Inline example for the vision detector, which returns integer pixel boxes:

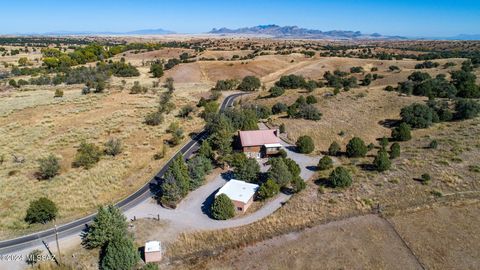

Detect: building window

[237,207,243,211]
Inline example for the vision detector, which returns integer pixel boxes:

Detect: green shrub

[211,194,235,220]
[26,249,43,266]
[278,149,287,158]
[346,137,367,157]
[379,136,389,149]
[373,149,391,172]
[72,142,102,169]
[272,102,288,114]
[420,173,431,185]
[104,138,123,156]
[391,123,412,141]
[141,263,159,270]
[232,154,260,182]
[269,86,285,97]
[390,143,401,159]
[25,197,58,224]
[237,76,261,91]
[318,156,333,170]
[268,158,293,187]
[306,95,317,104]
[429,139,438,149]
[455,99,480,120]
[279,123,286,133]
[144,111,164,126]
[37,154,60,180]
[258,179,280,199]
[400,103,437,128]
[296,135,315,154]
[291,176,306,193]
[328,141,341,156]
[329,167,352,188]
[283,157,301,177]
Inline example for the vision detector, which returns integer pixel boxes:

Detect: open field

[0,82,209,238]
[1,37,480,269]
[172,201,480,270]
[165,116,480,261]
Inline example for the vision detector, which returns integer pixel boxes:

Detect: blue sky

[1,0,479,37]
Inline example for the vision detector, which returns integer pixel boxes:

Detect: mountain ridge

[208,24,405,40]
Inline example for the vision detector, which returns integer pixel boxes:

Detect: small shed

[144,241,162,263]
[215,179,259,212]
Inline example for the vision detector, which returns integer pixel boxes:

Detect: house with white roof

[215,179,259,212]
[144,240,162,263]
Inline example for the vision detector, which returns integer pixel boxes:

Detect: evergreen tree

[318,156,333,170]
[390,143,401,159]
[268,158,292,187]
[258,179,280,199]
[198,140,214,160]
[373,149,391,172]
[25,197,58,224]
[291,176,306,193]
[391,123,412,141]
[328,141,341,156]
[346,137,367,158]
[81,205,128,249]
[329,167,352,188]
[211,194,235,220]
[100,234,139,270]
[296,135,315,154]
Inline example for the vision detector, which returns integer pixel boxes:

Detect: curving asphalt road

[0,92,244,255]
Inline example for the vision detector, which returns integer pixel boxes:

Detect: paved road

[0,92,321,270]
[0,92,244,256]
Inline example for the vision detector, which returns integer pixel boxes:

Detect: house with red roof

[238,129,282,158]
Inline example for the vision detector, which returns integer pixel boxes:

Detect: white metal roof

[215,179,259,204]
[264,143,282,148]
[145,241,161,253]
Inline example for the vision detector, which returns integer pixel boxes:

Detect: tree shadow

[306,165,318,172]
[138,246,145,262]
[314,177,333,188]
[285,145,298,152]
[358,163,376,171]
[280,186,294,195]
[220,171,234,180]
[201,188,221,218]
[378,119,401,128]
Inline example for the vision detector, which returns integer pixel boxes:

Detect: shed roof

[215,179,259,204]
[239,129,280,147]
[145,241,161,253]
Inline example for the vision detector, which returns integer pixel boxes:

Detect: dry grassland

[166,116,480,262]
[0,82,208,238]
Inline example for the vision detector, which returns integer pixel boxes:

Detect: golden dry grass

[166,116,480,261]
[0,83,209,238]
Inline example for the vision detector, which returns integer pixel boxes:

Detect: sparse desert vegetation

[1,35,480,270]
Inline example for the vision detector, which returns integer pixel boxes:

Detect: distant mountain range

[13,28,175,36]
[3,25,479,40]
[208,24,406,40]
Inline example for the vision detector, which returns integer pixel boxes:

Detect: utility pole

[54,223,62,265]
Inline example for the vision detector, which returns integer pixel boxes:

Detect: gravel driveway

[124,123,320,231]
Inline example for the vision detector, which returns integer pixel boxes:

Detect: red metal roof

[239,129,280,147]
